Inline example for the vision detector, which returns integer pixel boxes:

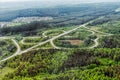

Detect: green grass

[9,23,23,27]
[0,67,14,80]
[98,58,115,66]
[0,39,16,60]
[54,28,94,48]
[67,28,92,38]
[50,51,72,73]
[93,21,120,34]
[34,73,58,80]
[19,42,35,50]
[36,42,53,49]
[19,37,49,50]
[23,37,47,44]
[45,30,64,38]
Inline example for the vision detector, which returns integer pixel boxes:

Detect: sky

[0,0,120,11]
[0,0,120,3]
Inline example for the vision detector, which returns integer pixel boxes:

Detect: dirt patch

[62,40,84,46]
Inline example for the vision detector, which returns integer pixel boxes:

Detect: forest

[0,49,120,80]
[0,21,50,36]
[0,2,120,80]
[0,3,120,37]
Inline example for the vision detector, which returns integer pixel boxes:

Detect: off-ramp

[0,23,112,63]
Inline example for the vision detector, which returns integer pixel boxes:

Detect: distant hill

[0,2,119,21]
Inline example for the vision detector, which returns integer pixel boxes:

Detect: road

[20,38,25,44]
[82,26,99,48]
[50,38,61,49]
[83,26,95,35]
[42,31,47,38]
[0,39,21,63]
[0,23,4,28]
[0,21,112,62]
[20,24,85,54]
[20,37,40,45]
[50,25,97,49]
[42,30,65,38]
[0,37,14,39]
[0,24,85,62]
[20,39,50,54]
[89,37,99,49]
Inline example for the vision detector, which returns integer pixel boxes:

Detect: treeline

[88,18,110,26]
[0,3,119,37]
[100,21,120,34]
[0,3,119,22]
[88,14,120,26]
[0,21,50,36]
[99,35,120,48]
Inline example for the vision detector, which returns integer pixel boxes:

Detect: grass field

[0,67,14,80]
